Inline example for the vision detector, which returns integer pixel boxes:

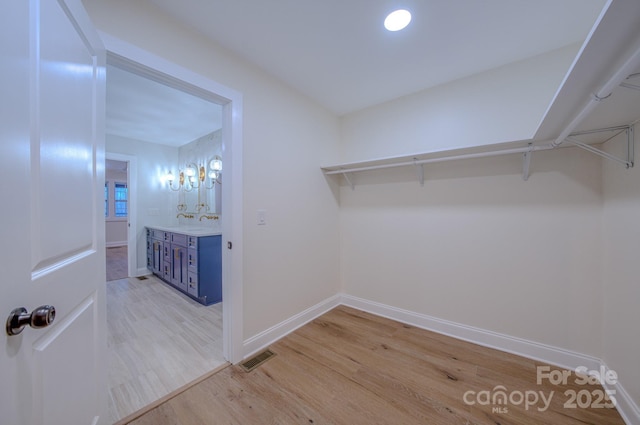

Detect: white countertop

[147,225,222,237]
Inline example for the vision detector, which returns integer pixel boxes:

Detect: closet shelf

[321,125,634,189]
[323,41,640,188]
[321,141,563,188]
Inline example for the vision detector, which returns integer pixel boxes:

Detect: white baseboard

[106,241,127,248]
[136,267,151,277]
[339,294,601,372]
[600,362,640,425]
[242,294,341,360]
[241,292,638,424]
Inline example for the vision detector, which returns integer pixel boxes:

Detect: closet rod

[323,144,554,175]
[552,42,640,147]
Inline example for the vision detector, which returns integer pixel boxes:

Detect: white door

[0,0,107,424]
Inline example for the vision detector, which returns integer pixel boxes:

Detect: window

[114,182,128,217]
[105,181,128,219]
[105,182,109,217]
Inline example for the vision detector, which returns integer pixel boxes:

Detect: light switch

[257,209,266,225]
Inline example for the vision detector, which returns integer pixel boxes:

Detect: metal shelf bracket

[413,158,424,186]
[627,126,635,168]
[342,171,355,190]
[565,125,634,169]
[522,144,533,181]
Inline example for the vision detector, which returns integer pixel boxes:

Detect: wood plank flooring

[106,246,129,281]
[107,276,225,423]
[126,306,625,425]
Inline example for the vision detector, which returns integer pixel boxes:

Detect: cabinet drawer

[163,243,171,261]
[171,232,188,246]
[163,262,171,280]
[187,272,198,296]
[187,248,198,270]
[187,236,198,249]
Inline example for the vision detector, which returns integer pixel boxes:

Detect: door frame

[105,153,137,278]
[102,34,244,363]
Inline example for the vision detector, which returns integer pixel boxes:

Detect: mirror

[175,129,222,218]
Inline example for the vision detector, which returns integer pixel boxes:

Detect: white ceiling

[106,0,611,146]
[148,0,607,116]
[106,65,222,147]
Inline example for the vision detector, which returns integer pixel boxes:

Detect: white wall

[602,129,640,407]
[106,134,178,273]
[340,45,579,162]
[84,0,341,339]
[339,147,604,357]
[337,43,607,358]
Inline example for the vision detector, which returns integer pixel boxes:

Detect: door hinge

[227,241,232,249]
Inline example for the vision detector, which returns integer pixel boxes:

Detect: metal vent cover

[136,276,148,280]
[241,349,276,372]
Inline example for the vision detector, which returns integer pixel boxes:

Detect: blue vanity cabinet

[146,227,221,306]
[186,235,222,305]
[146,228,165,276]
[169,233,188,292]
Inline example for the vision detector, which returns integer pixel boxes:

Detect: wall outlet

[257,209,266,225]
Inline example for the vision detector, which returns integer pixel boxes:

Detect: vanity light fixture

[182,165,199,191]
[166,167,197,192]
[384,9,411,32]
[210,156,222,173]
[208,155,223,184]
[166,156,222,192]
[165,170,185,191]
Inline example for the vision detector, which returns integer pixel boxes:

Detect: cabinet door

[171,244,188,291]
[152,240,163,275]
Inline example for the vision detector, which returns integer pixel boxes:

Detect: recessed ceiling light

[384,9,411,32]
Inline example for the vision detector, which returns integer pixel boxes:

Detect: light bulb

[384,9,411,32]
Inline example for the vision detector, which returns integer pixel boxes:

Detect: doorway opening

[103,47,243,421]
[105,158,129,282]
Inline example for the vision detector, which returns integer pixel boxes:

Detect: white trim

[136,267,151,277]
[600,361,640,425]
[105,152,137,278]
[242,294,342,360]
[105,241,127,248]
[100,33,244,363]
[339,294,601,372]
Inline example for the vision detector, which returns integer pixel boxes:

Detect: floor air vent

[136,276,148,280]
[241,349,276,372]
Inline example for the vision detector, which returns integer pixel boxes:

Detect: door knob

[5,305,56,336]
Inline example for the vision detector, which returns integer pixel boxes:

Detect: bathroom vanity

[146,226,222,305]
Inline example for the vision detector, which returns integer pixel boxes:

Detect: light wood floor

[107,276,225,423]
[106,246,129,281]
[126,305,624,425]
